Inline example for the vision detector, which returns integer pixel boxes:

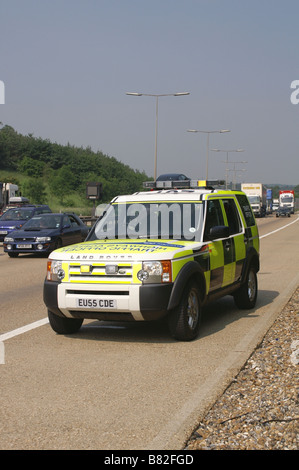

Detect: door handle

[224,240,231,250]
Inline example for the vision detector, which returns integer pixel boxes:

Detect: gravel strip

[186,287,299,450]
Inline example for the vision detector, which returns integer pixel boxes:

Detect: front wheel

[168,281,202,341]
[234,265,257,309]
[48,310,83,334]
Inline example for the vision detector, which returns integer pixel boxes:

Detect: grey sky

[1,0,299,185]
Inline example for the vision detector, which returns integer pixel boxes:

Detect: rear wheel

[168,281,202,341]
[234,265,257,309]
[48,310,83,334]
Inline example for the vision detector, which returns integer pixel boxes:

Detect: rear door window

[222,198,243,235]
[236,194,255,227]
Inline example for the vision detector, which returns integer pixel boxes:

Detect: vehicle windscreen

[248,196,260,204]
[88,202,204,241]
[23,215,62,230]
[0,208,34,221]
[280,196,293,203]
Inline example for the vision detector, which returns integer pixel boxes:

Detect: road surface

[1,215,299,450]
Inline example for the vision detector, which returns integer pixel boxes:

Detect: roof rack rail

[142,179,225,190]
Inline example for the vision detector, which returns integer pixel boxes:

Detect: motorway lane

[1,214,299,450]
[0,253,48,333]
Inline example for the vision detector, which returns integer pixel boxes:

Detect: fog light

[6,244,12,250]
[57,269,65,280]
[37,244,44,250]
[137,270,149,281]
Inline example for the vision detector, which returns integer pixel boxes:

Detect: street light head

[126,92,142,96]
[174,92,190,96]
[187,129,230,134]
[211,148,245,153]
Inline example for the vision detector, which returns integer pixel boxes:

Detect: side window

[222,199,242,235]
[236,194,255,227]
[204,199,224,241]
[62,215,71,227]
[69,215,80,227]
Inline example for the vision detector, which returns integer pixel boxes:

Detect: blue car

[3,213,89,257]
[0,205,51,242]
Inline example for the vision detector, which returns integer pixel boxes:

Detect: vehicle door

[203,199,226,292]
[220,198,245,285]
[61,214,77,246]
[68,214,83,243]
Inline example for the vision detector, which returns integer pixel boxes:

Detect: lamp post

[126,92,190,180]
[229,161,248,189]
[211,148,244,189]
[187,129,230,180]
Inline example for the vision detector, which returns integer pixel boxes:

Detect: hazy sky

[1,0,299,185]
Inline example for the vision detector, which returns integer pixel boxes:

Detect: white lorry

[241,183,267,217]
[279,190,295,214]
[0,182,19,213]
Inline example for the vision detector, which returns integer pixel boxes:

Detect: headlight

[137,260,172,283]
[4,237,14,242]
[47,260,65,282]
[36,237,51,242]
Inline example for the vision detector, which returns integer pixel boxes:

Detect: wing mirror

[209,225,229,240]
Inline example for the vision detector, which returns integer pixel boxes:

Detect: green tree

[21,178,47,204]
[48,165,76,204]
[18,156,45,177]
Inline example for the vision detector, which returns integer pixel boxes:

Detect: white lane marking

[1,216,299,344]
[0,318,49,342]
[260,216,299,239]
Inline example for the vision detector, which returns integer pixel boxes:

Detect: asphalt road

[1,214,299,450]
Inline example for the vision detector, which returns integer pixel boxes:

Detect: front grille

[66,289,129,296]
[14,237,36,242]
[68,262,133,283]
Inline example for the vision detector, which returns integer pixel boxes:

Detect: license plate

[0,231,7,235]
[16,244,32,249]
[76,298,117,309]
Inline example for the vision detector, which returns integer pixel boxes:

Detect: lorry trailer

[241,183,267,217]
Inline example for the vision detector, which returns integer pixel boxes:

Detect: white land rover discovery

[44,180,259,341]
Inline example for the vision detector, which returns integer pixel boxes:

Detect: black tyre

[8,252,19,258]
[234,265,257,309]
[168,281,202,341]
[48,310,83,334]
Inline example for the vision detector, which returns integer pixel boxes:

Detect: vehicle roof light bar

[142,179,225,190]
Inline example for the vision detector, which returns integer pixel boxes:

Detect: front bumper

[4,241,55,254]
[43,279,173,322]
